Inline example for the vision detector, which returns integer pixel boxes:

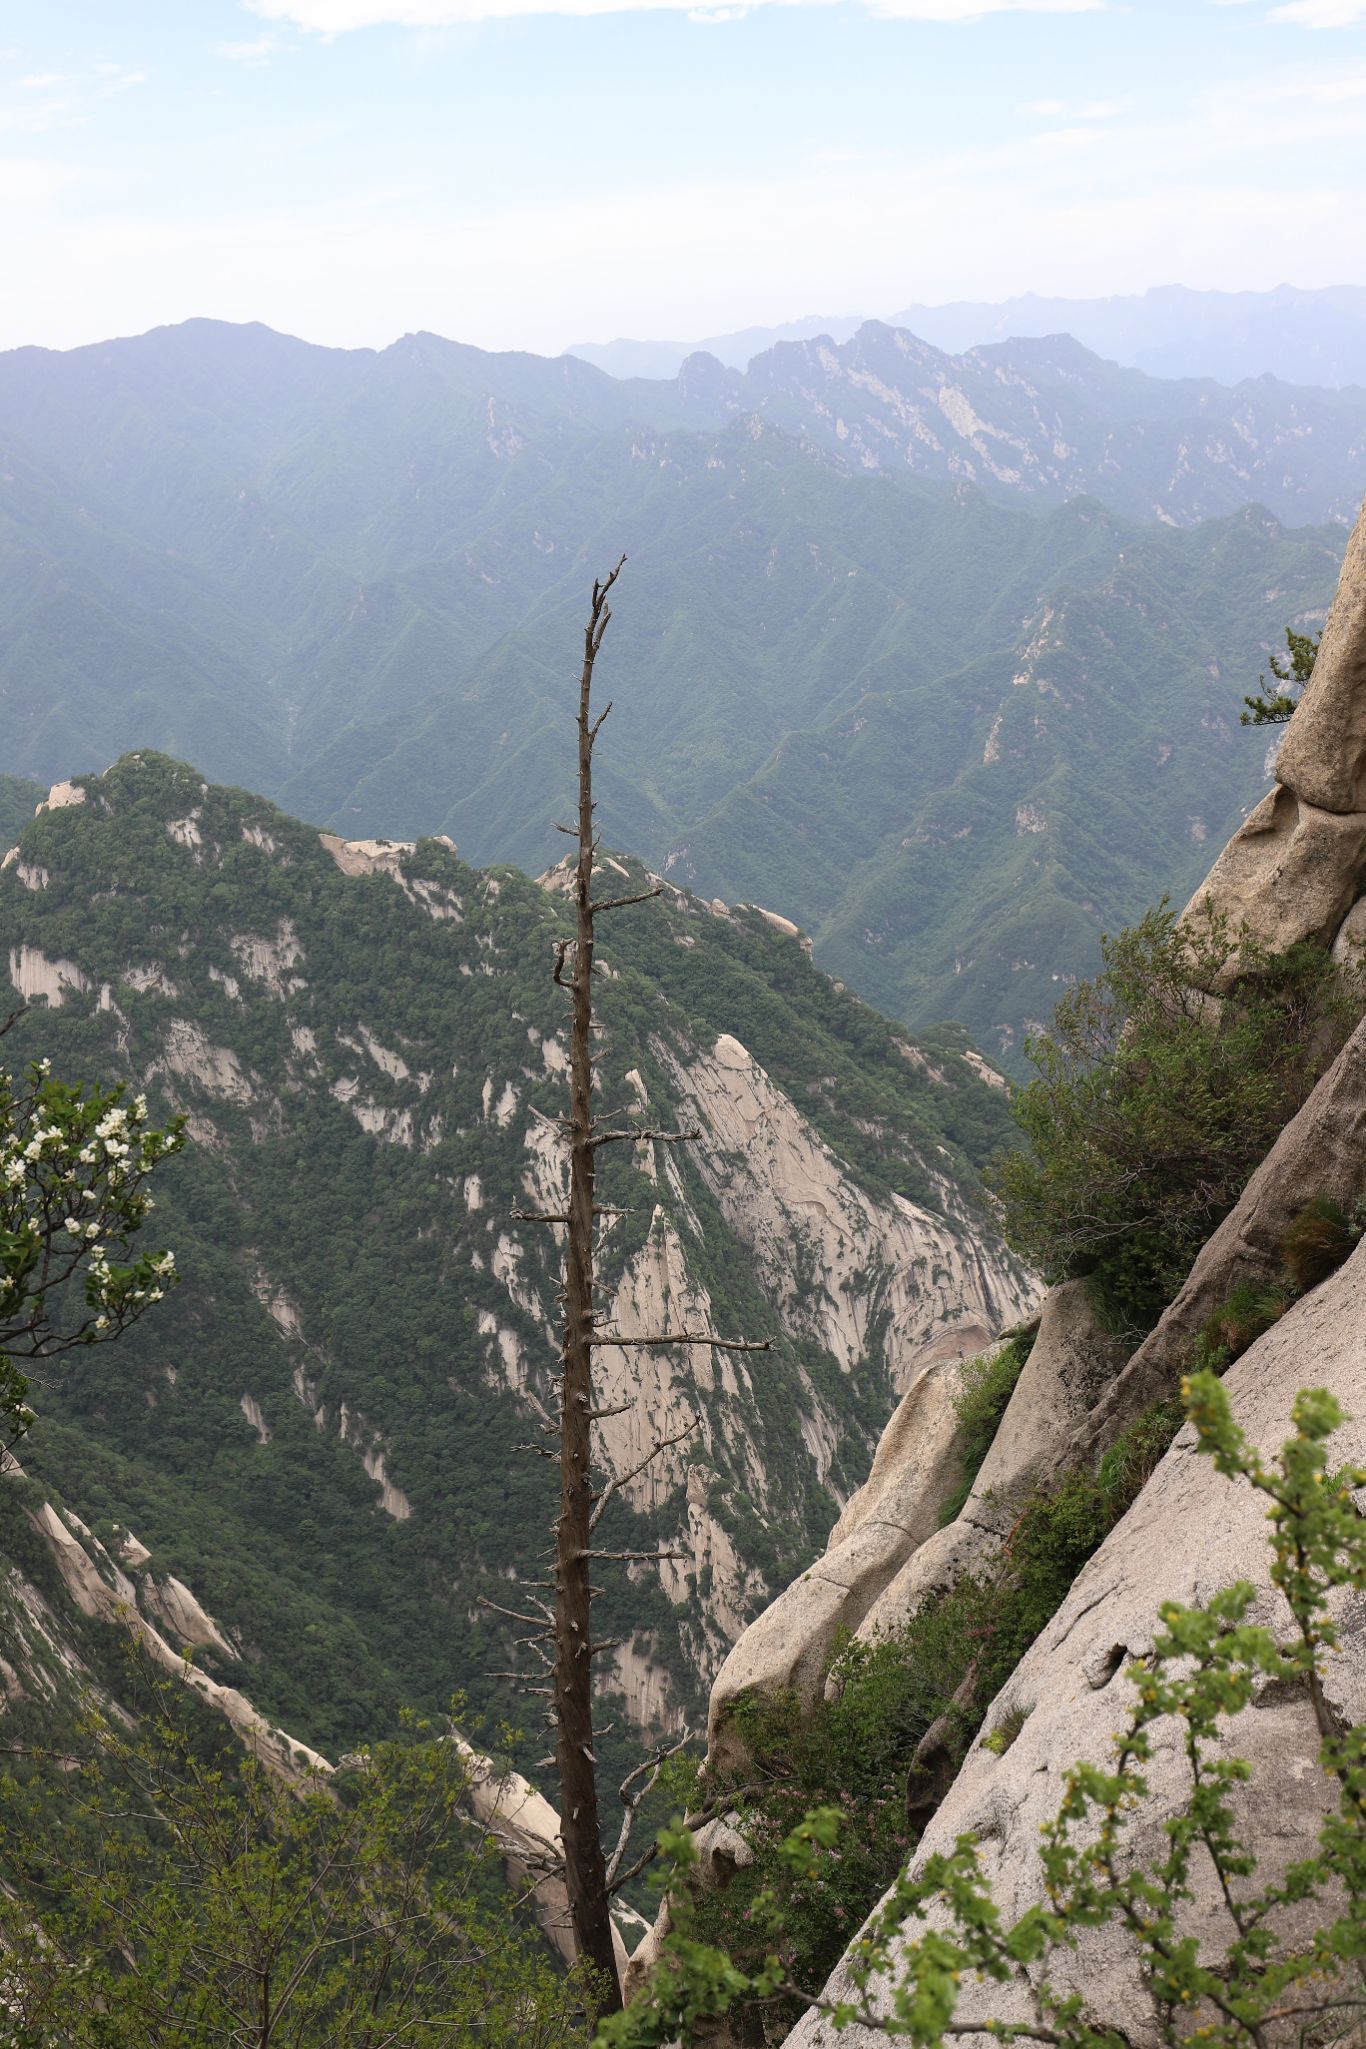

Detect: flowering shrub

[0,1040,185,1443]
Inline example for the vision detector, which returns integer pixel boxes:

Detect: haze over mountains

[0,312,1352,1064]
[570,283,1366,389]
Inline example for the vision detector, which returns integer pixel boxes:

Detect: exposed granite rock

[788,1240,1366,2048]
[852,1282,1125,1645]
[1180,493,1366,977]
[1274,492,1366,814]
[706,1356,971,1774]
[1181,784,1366,984]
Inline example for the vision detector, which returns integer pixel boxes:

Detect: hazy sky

[1,0,1364,356]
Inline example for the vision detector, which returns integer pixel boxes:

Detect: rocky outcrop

[1275,498,1366,814]
[1182,492,1366,981]
[851,1282,1124,1646]
[665,1032,1037,1394]
[27,1500,331,1781]
[789,1240,1366,2047]
[707,1356,970,1772]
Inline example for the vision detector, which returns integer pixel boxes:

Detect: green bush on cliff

[936,1324,1037,1526]
[988,903,1354,1327]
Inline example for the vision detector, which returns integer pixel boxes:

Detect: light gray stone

[706,1355,971,1772]
[1180,783,1366,985]
[852,1284,1123,1646]
[1274,492,1366,815]
[788,1242,1366,2048]
[967,1281,1123,1533]
[1332,893,1366,971]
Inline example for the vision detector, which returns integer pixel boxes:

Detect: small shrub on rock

[1192,1279,1290,1372]
[1281,1193,1360,1291]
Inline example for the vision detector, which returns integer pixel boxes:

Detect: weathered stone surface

[853,1283,1125,1646]
[852,1516,988,1648]
[1072,1014,1366,1461]
[706,1356,970,1772]
[789,1242,1366,2047]
[1180,783,1366,983]
[1332,892,1366,970]
[968,1282,1123,1533]
[1275,493,1366,814]
[142,1572,236,1657]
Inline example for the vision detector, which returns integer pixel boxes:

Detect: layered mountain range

[571,282,1366,390]
[0,754,1032,1765]
[0,318,1351,1066]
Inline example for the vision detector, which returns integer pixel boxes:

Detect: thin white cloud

[18,72,65,89]
[1270,0,1366,20]
[214,33,282,60]
[249,0,1104,24]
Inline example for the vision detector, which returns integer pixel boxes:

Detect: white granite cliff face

[663,1032,1035,1394]
[788,1242,1366,2047]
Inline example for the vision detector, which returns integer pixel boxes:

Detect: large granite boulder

[787,1240,1366,2047]
[1274,493,1366,814]
[1182,784,1366,983]
[706,1355,970,1772]
[851,1282,1124,1645]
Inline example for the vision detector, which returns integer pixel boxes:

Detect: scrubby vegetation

[674,1392,1186,2042]
[989,904,1357,1327]
[0,1651,590,2046]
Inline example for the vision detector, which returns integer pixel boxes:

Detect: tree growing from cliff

[494,561,768,2013]
[599,1371,1366,2047]
[1241,625,1320,726]
[0,1011,185,1446]
[988,904,1354,1325]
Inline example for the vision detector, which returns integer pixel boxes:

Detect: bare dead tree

[506,558,770,2014]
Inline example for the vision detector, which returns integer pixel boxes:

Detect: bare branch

[476,1597,552,1629]
[576,1548,687,1564]
[589,1125,701,1150]
[590,1419,699,1532]
[604,1730,694,1887]
[591,1332,772,1354]
[590,887,662,914]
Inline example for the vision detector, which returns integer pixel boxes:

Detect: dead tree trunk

[508,559,769,2014]
[554,561,623,2006]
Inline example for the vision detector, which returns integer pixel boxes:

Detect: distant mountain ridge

[0,316,1352,1064]
[569,283,1366,390]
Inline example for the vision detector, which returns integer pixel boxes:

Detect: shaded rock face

[1182,491,1366,982]
[1275,499,1366,814]
[789,1242,1366,2047]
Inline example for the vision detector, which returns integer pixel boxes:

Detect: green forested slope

[0,755,1029,1772]
[0,320,1350,1068]
[0,775,42,848]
